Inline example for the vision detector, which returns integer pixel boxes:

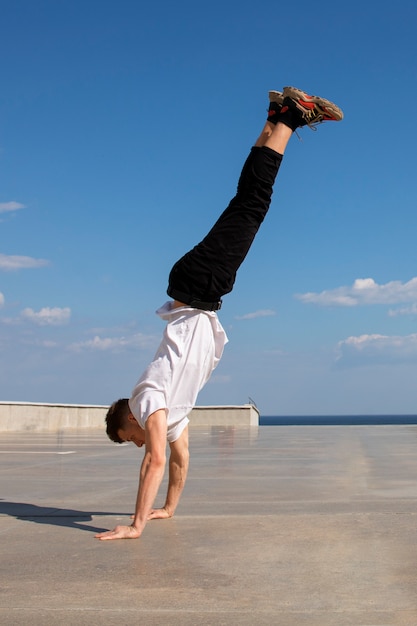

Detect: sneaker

[269,90,284,106]
[267,90,284,125]
[281,86,344,129]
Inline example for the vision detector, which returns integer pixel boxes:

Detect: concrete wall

[0,402,259,432]
[189,405,259,426]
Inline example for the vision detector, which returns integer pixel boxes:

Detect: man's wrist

[131,520,144,534]
[163,504,174,517]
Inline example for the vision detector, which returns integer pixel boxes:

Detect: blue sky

[1,0,417,415]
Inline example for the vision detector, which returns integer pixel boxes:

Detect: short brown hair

[105,398,130,443]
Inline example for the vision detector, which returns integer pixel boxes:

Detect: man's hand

[148,507,172,520]
[95,525,141,541]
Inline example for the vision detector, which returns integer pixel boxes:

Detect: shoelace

[302,107,325,129]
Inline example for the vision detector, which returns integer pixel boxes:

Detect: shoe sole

[269,90,284,105]
[283,86,343,121]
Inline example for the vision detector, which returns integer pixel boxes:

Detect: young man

[95,86,343,541]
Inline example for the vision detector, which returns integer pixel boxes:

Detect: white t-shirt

[129,302,228,442]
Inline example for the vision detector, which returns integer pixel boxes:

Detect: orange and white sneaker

[280,86,344,130]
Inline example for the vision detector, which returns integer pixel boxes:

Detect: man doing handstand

[95,86,343,541]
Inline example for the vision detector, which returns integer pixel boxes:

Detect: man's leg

[167,142,284,307]
[167,119,292,307]
[167,87,343,309]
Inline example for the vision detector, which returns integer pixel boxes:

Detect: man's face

[117,414,146,448]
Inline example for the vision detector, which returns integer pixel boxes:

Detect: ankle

[267,101,281,126]
[277,100,304,132]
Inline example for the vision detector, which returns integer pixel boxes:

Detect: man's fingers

[95,530,117,540]
[95,528,121,540]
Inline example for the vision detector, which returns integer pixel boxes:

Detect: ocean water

[260,414,417,426]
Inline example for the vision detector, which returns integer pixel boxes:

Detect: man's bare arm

[95,409,167,541]
[148,426,189,520]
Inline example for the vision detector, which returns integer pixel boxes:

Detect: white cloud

[21,307,71,326]
[388,303,417,317]
[0,253,49,271]
[0,201,25,214]
[235,309,276,320]
[336,333,417,366]
[296,277,417,307]
[70,332,155,352]
[0,292,4,308]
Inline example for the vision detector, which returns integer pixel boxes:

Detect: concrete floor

[1,425,417,625]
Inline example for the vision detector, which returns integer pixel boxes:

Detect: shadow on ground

[0,499,128,533]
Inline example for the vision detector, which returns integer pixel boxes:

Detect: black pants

[167,145,283,309]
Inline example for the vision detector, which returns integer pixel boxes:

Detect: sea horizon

[259,414,417,426]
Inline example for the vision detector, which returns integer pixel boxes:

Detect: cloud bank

[0,201,25,214]
[388,303,417,317]
[0,253,49,271]
[70,332,156,352]
[21,307,71,326]
[336,333,417,366]
[297,277,417,307]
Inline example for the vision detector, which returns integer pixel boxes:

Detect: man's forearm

[133,457,166,532]
[147,425,189,522]
[132,410,168,533]
[163,449,189,516]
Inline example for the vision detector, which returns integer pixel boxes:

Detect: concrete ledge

[189,405,259,426]
[0,402,107,432]
[0,402,259,432]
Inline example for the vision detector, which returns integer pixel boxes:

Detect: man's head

[105,398,146,447]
